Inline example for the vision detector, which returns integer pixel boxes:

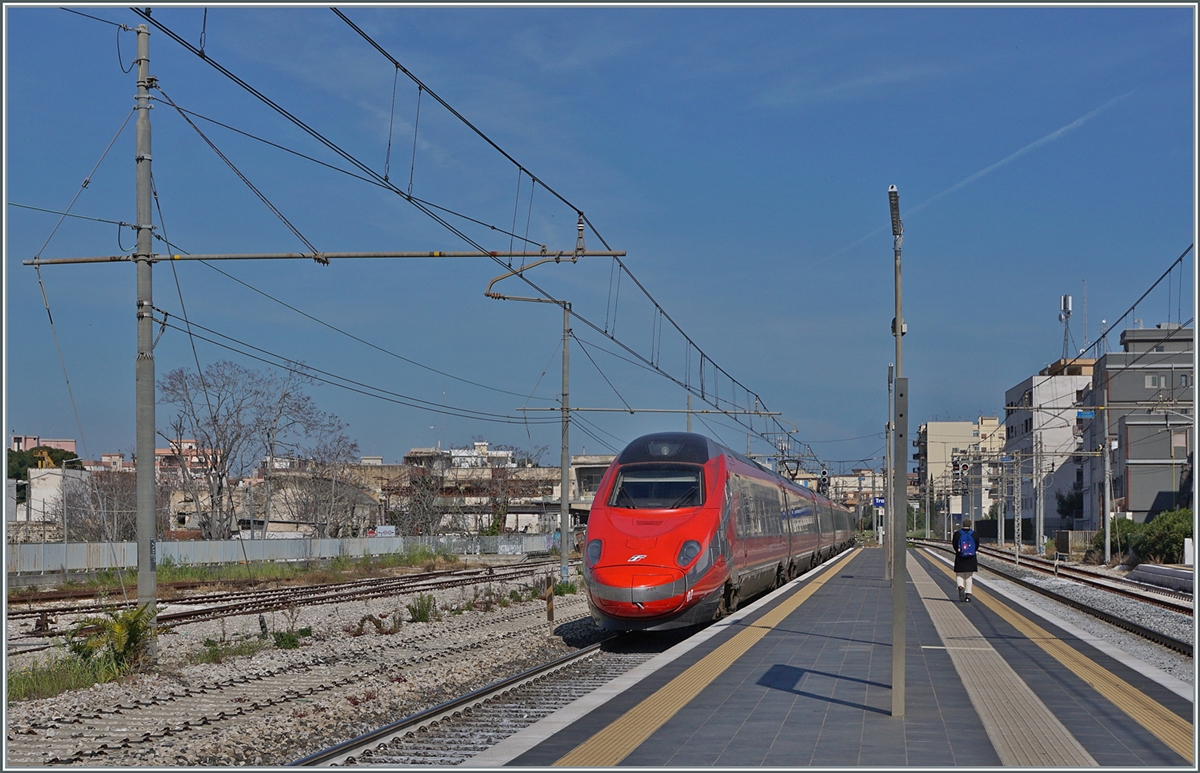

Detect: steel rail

[289,640,608,766]
[974,541,1191,612]
[7,560,563,619]
[15,561,570,637]
[915,541,1193,657]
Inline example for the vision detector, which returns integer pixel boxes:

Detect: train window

[609,464,705,509]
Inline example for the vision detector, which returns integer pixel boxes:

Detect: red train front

[582,432,735,630]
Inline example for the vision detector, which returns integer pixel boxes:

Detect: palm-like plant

[68,602,157,676]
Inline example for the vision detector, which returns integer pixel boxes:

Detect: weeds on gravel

[189,638,268,665]
[553,581,578,596]
[406,593,439,623]
[346,689,377,706]
[6,654,113,703]
[347,611,402,636]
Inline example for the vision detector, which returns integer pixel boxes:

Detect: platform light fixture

[888,185,902,237]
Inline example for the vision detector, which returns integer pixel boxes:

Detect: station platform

[474,546,1194,767]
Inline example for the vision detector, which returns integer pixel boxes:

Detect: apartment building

[1079,323,1193,526]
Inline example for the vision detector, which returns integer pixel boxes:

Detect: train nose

[587,565,686,616]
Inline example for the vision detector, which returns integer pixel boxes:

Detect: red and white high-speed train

[583,432,856,631]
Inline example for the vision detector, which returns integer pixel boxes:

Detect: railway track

[913,540,1193,656]
[291,639,652,766]
[7,560,565,621]
[5,601,588,767]
[8,561,567,638]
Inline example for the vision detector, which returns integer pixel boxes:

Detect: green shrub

[553,581,577,596]
[1132,508,1193,564]
[68,602,157,677]
[298,626,313,638]
[1090,518,1144,560]
[272,631,300,649]
[406,593,438,623]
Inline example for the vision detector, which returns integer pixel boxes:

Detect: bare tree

[272,429,363,538]
[58,471,172,542]
[395,469,445,536]
[158,361,357,539]
[256,369,350,539]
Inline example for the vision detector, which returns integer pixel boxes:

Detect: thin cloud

[756,63,948,108]
[826,89,1137,257]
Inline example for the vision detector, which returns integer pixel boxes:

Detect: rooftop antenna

[1058,295,1073,360]
[1081,280,1088,352]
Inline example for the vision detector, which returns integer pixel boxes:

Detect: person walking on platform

[953,519,978,602]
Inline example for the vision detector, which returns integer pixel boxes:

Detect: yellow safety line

[923,554,1194,764]
[552,548,862,767]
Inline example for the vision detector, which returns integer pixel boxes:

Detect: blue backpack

[956,529,977,558]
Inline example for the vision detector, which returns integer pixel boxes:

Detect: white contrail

[828,90,1137,256]
[904,89,1136,217]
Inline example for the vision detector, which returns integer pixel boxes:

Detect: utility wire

[153,313,558,425]
[138,9,814,459]
[32,108,134,260]
[155,85,326,263]
[1028,244,1193,397]
[330,8,798,447]
[149,231,556,402]
[8,202,133,228]
[571,333,633,413]
[155,101,543,246]
[60,6,131,29]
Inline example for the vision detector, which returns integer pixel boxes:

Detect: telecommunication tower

[1058,295,1073,360]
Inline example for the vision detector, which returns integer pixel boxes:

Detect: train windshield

[609,464,705,509]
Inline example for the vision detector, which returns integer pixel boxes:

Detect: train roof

[616,432,721,465]
[614,432,847,511]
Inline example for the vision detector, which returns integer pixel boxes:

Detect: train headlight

[676,540,701,567]
[586,539,603,566]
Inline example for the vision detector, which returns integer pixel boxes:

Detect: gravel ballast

[6,574,605,767]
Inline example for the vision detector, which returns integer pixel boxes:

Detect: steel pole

[134,24,158,653]
[888,185,906,718]
[560,303,571,586]
[1103,400,1113,563]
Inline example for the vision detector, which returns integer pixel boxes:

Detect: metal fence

[5,534,552,575]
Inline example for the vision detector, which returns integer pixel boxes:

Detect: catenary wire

[153,314,558,425]
[329,8,801,448]
[571,333,634,413]
[139,8,831,463]
[60,6,131,29]
[155,85,324,262]
[8,202,133,229]
[32,107,134,260]
[155,101,543,247]
[161,244,557,403]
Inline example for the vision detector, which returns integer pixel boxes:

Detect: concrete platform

[1126,564,1194,593]
[473,546,1194,767]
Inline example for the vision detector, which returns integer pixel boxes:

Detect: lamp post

[888,185,908,718]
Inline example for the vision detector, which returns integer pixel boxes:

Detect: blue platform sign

[873,497,886,507]
[1077,410,1095,419]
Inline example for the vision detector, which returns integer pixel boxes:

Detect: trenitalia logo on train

[583,432,855,631]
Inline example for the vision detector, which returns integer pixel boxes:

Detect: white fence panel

[8,533,554,574]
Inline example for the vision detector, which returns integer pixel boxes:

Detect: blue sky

[4,5,1195,473]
